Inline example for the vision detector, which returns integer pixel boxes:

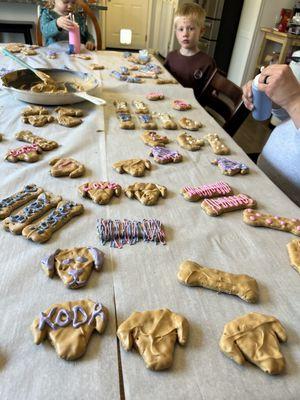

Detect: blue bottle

[251,73,272,121]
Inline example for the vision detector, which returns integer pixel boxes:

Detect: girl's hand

[85,41,95,51]
[242,80,254,111]
[56,16,75,31]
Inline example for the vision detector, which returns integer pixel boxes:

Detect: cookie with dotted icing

[205,134,230,155]
[141,131,169,147]
[132,100,149,114]
[176,132,204,151]
[78,181,122,205]
[201,194,256,216]
[181,181,233,202]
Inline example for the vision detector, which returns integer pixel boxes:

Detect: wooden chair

[199,68,250,137]
[35,0,102,50]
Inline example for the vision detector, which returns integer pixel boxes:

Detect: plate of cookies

[0,68,100,105]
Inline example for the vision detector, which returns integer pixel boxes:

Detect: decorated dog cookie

[158,113,177,130]
[90,63,105,70]
[97,218,166,247]
[205,134,230,155]
[113,100,130,113]
[112,159,151,177]
[125,182,167,206]
[57,114,83,127]
[22,200,84,243]
[55,107,83,117]
[132,100,149,114]
[140,63,162,74]
[117,113,135,129]
[176,132,204,151]
[243,209,300,237]
[5,144,42,163]
[178,117,202,131]
[49,157,85,178]
[15,130,58,151]
[220,313,287,375]
[287,239,300,274]
[41,247,104,289]
[178,260,258,303]
[0,184,43,219]
[78,181,122,205]
[3,192,62,235]
[141,131,169,147]
[21,48,37,56]
[31,299,108,360]
[23,115,55,127]
[138,114,157,130]
[201,194,256,216]
[111,70,128,81]
[181,181,233,202]
[172,100,192,111]
[117,308,189,371]
[211,157,249,176]
[149,146,182,164]
[156,78,178,85]
[146,92,164,101]
[22,105,49,116]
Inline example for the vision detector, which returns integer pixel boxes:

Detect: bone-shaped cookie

[0,184,43,219]
[177,260,259,303]
[31,299,108,360]
[172,100,192,111]
[41,247,104,289]
[220,312,287,374]
[243,209,300,236]
[22,200,84,243]
[117,308,189,370]
[181,181,233,202]
[149,146,182,164]
[5,144,42,163]
[22,115,55,127]
[141,131,169,147]
[3,192,62,234]
[156,78,178,85]
[15,130,58,151]
[137,114,157,130]
[49,157,85,178]
[112,159,151,177]
[287,239,300,273]
[176,132,204,151]
[178,117,202,131]
[125,182,167,206]
[78,181,122,205]
[205,134,230,155]
[211,157,249,176]
[201,194,256,216]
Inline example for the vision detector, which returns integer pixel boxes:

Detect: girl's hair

[174,3,206,28]
[43,0,79,11]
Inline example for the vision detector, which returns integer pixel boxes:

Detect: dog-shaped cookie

[125,182,167,206]
[141,131,169,147]
[22,115,55,127]
[41,246,104,289]
[112,159,151,177]
[78,181,122,205]
[5,144,42,163]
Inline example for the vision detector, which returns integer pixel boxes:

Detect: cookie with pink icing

[243,209,300,237]
[78,181,122,205]
[5,144,42,163]
[211,157,249,176]
[141,131,170,147]
[181,182,233,202]
[146,92,164,101]
[172,100,192,111]
[201,194,256,216]
[149,146,183,164]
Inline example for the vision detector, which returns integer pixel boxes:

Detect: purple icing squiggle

[88,246,104,270]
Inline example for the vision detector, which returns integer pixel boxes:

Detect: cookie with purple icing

[211,157,249,176]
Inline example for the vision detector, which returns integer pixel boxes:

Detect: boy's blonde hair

[174,3,206,28]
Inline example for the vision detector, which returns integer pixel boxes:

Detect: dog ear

[41,249,61,278]
[117,314,137,351]
[175,314,189,346]
[87,246,104,271]
[31,317,48,345]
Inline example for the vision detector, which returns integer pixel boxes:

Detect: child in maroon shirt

[164,3,216,103]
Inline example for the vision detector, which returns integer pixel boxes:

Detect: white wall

[228,0,295,86]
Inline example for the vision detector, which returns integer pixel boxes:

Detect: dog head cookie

[201,194,256,216]
[146,92,164,101]
[205,134,230,155]
[211,157,249,176]
[22,115,55,127]
[141,131,169,147]
[178,260,259,303]
[172,100,192,111]
[49,157,85,178]
[112,159,151,177]
[219,312,287,374]
[41,247,104,289]
[117,308,189,371]
[181,181,233,202]
[15,130,58,151]
[243,209,300,237]
[5,144,42,163]
[22,106,49,117]
[176,132,204,151]
[78,181,122,205]
[149,146,182,164]
[31,299,108,360]
[178,117,202,131]
[125,182,167,206]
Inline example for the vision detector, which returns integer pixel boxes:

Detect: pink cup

[69,23,81,54]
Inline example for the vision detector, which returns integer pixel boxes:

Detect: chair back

[35,0,102,50]
[200,68,249,136]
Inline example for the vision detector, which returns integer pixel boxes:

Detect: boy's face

[175,17,203,50]
[54,0,76,15]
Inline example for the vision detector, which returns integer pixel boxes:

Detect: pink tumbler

[69,22,81,54]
